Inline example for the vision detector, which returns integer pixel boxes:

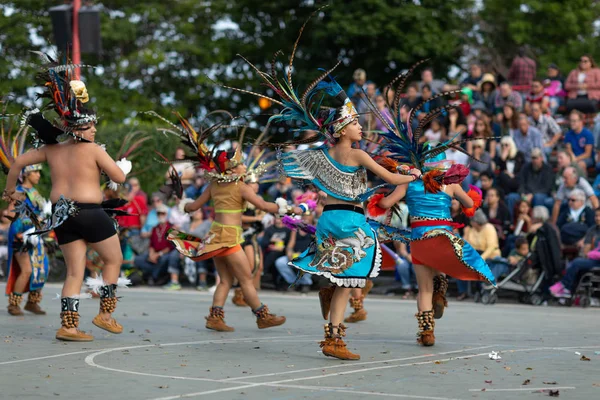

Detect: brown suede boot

[254,304,286,329]
[7,293,24,316]
[318,286,335,320]
[432,275,449,319]
[92,284,123,334]
[205,307,235,332]
[231,288,248,307]
[24,291,46,315]
[416,310,435,347]
[344,296,367,323]
[55,298,94,342]
[320,323,360,360]
[362,280,374,297]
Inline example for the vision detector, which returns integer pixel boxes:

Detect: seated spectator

[400,83,421,111]
[424,119,445,146]
[134,204,179,286]
[510,113,544,163]
[482,187,511,245]
[552,167,599,223]
[450,199,469,235]
[493,82,523,113]
[478,73,497,113]
[374,94,393,132]
[267,178,294,200]
[564,110,595,170]
[347,68,367,102]
[557,188,595,246]
[419,67,446,94]
[461,63,484,92]
[478,171,497,200]
[512,199,533,236]
[142,193,170,238]
[417,84,442,119]
[528,103,562,156]
[445,144,469,167]
[507,236,536,284]
[508,47,536,90]
[506,148,554,212]
[184,175,207,199]
[457,210,502,300]
[394,241,415,298]
[117,180,149,259]
[467,117,496,158]
[168,197,191,230]
[550,207,600,298]
[555,151,586,190]
[182,209,213,290]
[564,54,600,113]
[274,214,314,292]
[498,103,519,137]
[525,80,550,114]
[260,216,291,280]
[459,87,473,116]
[445,107,467,141]
[466,139,492,186]
[495,136,525,197]
[544,63,566,114]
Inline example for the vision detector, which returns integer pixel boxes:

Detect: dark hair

[421,83,432,92]
[515,236,528,248]
[580,54,597,69]
[408,82,419,92]
[480,171,494,181]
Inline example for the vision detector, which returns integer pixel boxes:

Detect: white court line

[469,387,575,392]
[0,349,109,365]
[268,384,463,400]
[221,345,496,381]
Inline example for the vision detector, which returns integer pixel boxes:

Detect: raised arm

[95,145,126,183]
[449,184,474,208]
[377,185,408,209]
[183,185,212,213]
[353,149,420,185]
[4,149,47,198]
[239,183,303,215]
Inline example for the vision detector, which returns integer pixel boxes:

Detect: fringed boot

[254,304,286,329]
[231,288,247,307]
[7,293,24,316]
[344,296,367,323]
[205,306,235,332]
[416,310,435,346]
[24,290,46,315]
[55,297,94,342]
[320,323,360,360]
[92,284,123,334]
[432,275,449,319]
[318,286,336,320]
[362,280,374,297]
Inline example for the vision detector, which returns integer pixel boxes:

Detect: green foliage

[476,0,600,75]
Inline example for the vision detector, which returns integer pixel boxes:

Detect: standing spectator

[495,136,526,197]
[347,68,367,100]
[564,110,595,170]
[419,68,446,94]
[510,113,544,162]
[556,188,595,246]
[274,214,314,292]
[550,207,600,298]
[528,102,562,156]
[525,80,550,114]
[478,73,497,113]
[508,47,537,90]
[564,54,600,113]
[461,63,484,92]
[511,148,554,210]
[544,63,566,113]
[166,147,196,189]
[134,204,178,286]
[493,82,523,113]
[552,167,599,223]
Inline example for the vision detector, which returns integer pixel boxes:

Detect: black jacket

[518,162,555,195]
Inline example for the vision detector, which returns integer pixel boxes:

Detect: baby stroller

[568,268,600,308]
[478,223,563,305]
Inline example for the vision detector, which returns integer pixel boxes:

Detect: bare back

[44,141,105,203]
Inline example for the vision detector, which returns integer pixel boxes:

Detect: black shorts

[54,203,117,245]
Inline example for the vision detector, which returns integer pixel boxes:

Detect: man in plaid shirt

[508,47,537,90]
[528,102,563,156]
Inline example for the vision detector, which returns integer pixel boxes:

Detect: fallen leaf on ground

[523,379,531,385]
[526,367,533,370]
[142,339,151,342]
[581,355,591,361]
[485,380,492,384]
[548,390,559,397]
[158,385,168,389]
[142,312,149,316]
[592,383,600,387]
[129,330,135,333]
[504,366,511,371]
[543,381,557,385]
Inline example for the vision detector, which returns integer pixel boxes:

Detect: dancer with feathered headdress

[365,61,496,347]
[3,54,132,342]
[1,109,50,317]
[146,111,302,332]
[214,9,420,360]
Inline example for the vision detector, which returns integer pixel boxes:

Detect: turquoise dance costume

[282,146,383,288]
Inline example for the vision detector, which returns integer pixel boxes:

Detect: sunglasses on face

[581,59,590,63]
[568,198,579,202]
[501,144,510,147]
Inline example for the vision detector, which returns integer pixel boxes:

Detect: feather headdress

[0,112,42,176]
[242,124,279,185]
[210,6,356,144]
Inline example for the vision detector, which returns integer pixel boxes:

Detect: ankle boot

[24,290,46,315]
[320,323,360,360]
[416,310,435,346]
[254,304,286,329]
[205,307,235,332]
[432,275,449,319]
[7,293,24,316]
[231,288,248,307]
[344,296,367,323]
[361,280,374,297]
[56,297,94,342]
[318,286,335,320]
[92,284,123,334]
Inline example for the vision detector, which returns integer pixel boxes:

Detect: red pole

[72,0,81,79]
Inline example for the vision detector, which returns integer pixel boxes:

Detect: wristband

[298,202,309,214]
